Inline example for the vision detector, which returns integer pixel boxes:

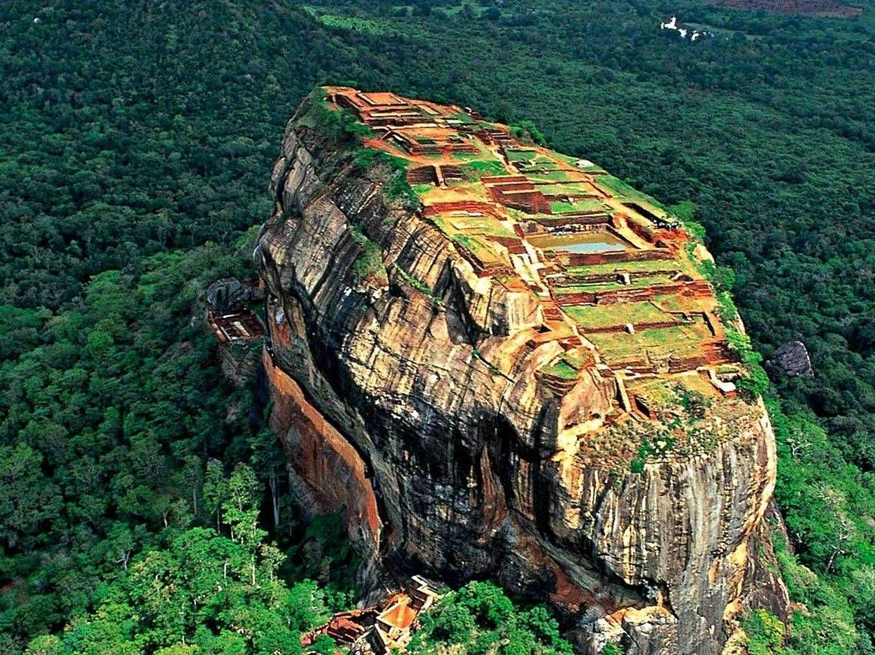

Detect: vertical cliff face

[256,88,788,654]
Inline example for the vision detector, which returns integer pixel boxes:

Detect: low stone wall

[490,187,551,214]
[555,281,712,307]
[406,166,438,185]
[584,319,680,334]
[423,201,496,215]
[559,248,674,268]
[533,214,611,229]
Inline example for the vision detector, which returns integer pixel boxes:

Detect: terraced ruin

[328,87,743,429]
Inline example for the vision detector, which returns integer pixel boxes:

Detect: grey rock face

[207,277,254,314]
[768,341,814,377]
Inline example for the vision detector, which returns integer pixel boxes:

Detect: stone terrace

[323,86,744,425]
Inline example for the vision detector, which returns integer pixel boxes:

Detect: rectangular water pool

[529,231,628,254]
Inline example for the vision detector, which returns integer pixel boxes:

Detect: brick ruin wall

[558,248,675,268]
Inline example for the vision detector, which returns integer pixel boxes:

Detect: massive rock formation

[256,88,788,654]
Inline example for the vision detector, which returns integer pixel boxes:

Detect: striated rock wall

[256,93,788,654]
[263,349,381,546]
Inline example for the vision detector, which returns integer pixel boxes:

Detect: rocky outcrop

[256,90,788,654]
[767,341,814,378]
[208,277,258,314]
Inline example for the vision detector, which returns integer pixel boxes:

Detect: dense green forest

[1,0,874,652]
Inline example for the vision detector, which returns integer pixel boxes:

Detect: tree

[28,523,329,655]
[742,610,785,655]
[410,581,571,655]
[0,444,61,549]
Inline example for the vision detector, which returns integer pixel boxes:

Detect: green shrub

[350,226,386,286]
[743,609,785,655]
[392,263,440,301]
[409,581,571,655]
[510,120,547,146]
[307,90,374,143]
